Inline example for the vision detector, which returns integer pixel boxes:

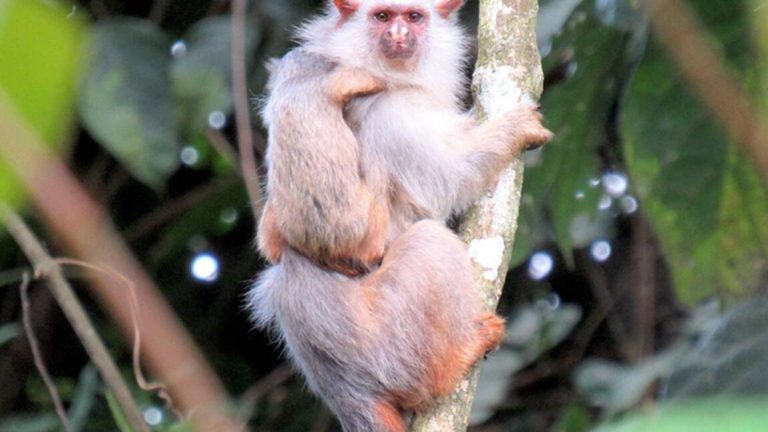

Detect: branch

[409,0,544,430]
[645,0,768,187]
[5,209,148,432]
[19,272,72,432]
[0,90,245,431]
[231,0,263,223]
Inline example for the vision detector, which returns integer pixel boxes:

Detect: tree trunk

[409,0,544,430]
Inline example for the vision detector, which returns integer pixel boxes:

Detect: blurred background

[0,0,767,430]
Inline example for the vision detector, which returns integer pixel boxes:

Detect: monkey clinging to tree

[248,1,553,431]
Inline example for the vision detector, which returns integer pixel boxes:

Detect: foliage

[517,0,767,305]
[621,0,768,304]
[0,0,85,207]
[594,397,768,432]
[79,18,179,189]
[0,0,766,430]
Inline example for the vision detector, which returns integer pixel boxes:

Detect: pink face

[368,6,429,64]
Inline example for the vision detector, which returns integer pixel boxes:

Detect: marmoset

[249,1,552,431]
[258,50,390,276]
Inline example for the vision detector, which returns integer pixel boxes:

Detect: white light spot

[220,208,239,225]
[590,240,612,262]
[191,253,220,283]
[575,190,585,200]
[602,171,629,197]
[598,194,613,210]
[540,38,553,58]
[589,177,601,188]
[569,213,594,246]
[565,61,578,78]
[143,406,163,426]
[536,293,561,310]
[208,111,226,130]
[528,252,554,281]
[170,40,187,58]
[548,293,561,309]
[620,195,638,214]
[180,146,199,166]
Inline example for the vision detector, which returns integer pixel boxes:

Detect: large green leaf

[79,18,179,189]
[171,15,260,129]
[665,296,768,397]
[0,0,85,206]
[171,16,235,136]
[513,0,640,266]
[621,0,767,303]
[594,397,768,432]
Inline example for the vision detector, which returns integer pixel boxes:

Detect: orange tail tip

[476,312,506,355]
[374,400,406,432]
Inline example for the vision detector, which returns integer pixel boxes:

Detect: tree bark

[409,0,544,430]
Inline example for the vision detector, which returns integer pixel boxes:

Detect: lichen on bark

[409,0,544,430]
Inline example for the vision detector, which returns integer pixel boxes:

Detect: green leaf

[171,16,235,136]
[574,347,683,416]
[0,323,19,347]
[514,1,638,266]
[0,413,58,432]
[79,18,179,189]
[593,397,768,432]
[0,0,85,207]
[473,303,581,423]
[552,405,591,432]
[105,390,132,432]
[620,0,766,304]
[665,296,768,397]
[68,364,99,431]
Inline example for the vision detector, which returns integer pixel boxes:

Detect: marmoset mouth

[381,39,417,60]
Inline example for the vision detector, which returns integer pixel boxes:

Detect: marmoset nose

[387,22,409,43]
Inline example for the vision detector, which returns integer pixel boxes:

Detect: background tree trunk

[409,0,544,430]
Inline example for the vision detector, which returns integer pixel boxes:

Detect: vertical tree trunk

[409,0,544,430]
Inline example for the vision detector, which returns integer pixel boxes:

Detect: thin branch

[646,0,768,187]
[237,363,294,422]
[149,0,171,25]
[2,207,149,432]
[205,128,241,172]
[53,258,180,419]
[632,216,656,357]
[231,0,263,223]
[123,176,239,242]
[0,89,245,431]
[20,272,72,432]
[410,0,544,429]
[0,267,30,289]
[584,258,634,361]
[88,0,109,19]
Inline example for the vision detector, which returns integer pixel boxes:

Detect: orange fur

[475,312,506,355]
[327,67,387,104]
[257,202,285,263]
[374,400,406,432]
[355,198,390,264]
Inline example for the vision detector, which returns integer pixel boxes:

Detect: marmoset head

[332,0,465,70]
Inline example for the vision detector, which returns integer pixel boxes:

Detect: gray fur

[248,1,552,430]
[248,221,481,431]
